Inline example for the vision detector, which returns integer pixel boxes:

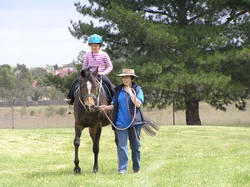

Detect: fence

[0,99,66,107]
[0,102,250,129]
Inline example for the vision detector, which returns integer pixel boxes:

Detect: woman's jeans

[116,126,141,172]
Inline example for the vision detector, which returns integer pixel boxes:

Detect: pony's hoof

[74,167,81,174]
[92,168,98,173]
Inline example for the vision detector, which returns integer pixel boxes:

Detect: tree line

[0,64,79,106]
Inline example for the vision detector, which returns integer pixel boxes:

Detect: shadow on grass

[23,167,118,178]
[23,168,91,178]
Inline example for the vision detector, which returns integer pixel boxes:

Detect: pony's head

[79,67,99,111]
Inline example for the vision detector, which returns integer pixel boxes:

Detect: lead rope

[125,91,140,142]
[95,79,137,131]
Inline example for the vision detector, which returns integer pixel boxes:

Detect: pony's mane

[80,69,97,88]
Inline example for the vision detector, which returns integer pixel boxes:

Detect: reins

[78,95,87,110]
[96,75,102,106]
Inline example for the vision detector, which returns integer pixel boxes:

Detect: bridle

[78,77,100,110]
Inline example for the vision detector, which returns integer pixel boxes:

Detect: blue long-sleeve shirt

[112,87,144,128]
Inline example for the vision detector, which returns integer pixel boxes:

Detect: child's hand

[98,72,105,76]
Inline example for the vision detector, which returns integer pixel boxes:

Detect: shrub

[30,110,35,116]
[56,107,67,116]
[45,106,55,117]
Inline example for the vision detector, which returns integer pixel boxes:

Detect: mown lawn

[0,125,250,187]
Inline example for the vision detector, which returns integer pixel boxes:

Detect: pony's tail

[142,117,160,136]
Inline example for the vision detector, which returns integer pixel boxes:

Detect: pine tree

[70,0,250,125]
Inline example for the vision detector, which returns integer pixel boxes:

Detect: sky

[0,0,90,68]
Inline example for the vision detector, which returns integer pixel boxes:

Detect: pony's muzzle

[84,97,95,111]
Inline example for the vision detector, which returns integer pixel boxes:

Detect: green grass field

[0,125,250,187]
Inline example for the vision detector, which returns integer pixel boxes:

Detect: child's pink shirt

[82,51,113,75]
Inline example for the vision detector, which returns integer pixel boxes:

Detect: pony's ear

[92,66,98,77]
[81,69,86,78]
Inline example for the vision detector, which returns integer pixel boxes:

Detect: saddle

[102,83,112,102]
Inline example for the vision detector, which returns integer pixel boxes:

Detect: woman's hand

[98,105,107,111]
[124,86,133,96]
[124,86,141,107]
[98,105,114,111]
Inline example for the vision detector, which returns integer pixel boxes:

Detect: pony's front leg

[89,127,102,173]
[73,125,83,174]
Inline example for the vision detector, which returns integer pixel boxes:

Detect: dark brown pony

[73,68,114,174]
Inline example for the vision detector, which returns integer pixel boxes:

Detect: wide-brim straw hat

[118,68,137,77]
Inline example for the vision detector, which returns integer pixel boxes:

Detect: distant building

[54,67,75,77]
[45,64,58,73]
[45,63,76,77]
